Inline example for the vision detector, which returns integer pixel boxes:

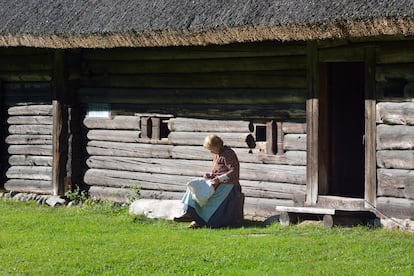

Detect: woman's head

[203,134,223,154]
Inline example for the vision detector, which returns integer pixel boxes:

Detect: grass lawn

[0,199,413,275]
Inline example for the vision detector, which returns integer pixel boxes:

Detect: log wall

[4,105,53,193]
[375,43,414,218]
[78,42,308,217]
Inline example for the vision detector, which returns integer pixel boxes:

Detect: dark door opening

[320,62,365,198]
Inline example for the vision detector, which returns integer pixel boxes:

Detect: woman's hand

[203,173,212,179]
[211,178,220,187]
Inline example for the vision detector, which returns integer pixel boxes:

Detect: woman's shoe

[173,212,193,222]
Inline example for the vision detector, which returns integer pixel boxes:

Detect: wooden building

[0,0,413,219]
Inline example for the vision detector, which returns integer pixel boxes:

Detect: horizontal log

[377,125,414,150]
[377,169,414,199]
[6,166,52,180]
[86,156,307,184]
[86,141,172,158]
[83,43,306,60]
[6,135,52,145]
[376,102,414,125]
[9,125,53,135]
[282,122,306,134]
[168,132,255,148]
[88,186,132,203]
[84,169,189,191]
[377,150,414,169]
[87,130,141,143]
[170,145,306,165]
[9,155,53,166]
[83,115,140,130]
[79,88,307,105]
[376,64,414,82]
[4,179,52,194]
[283,134,307,151]
[0,72,52,82]
[258,151,307,166]
[84,168,305,198]
[318,46,364,62]
[168,117,253,132]
[87,103,306,121]
[138,190,183,200]
[8,105,53,116]
[376,43,414,64]
[80,71,307,89]
[8,145,52,156]
[245,197,293,218]
[376,197,414,219]
[7,115,53,125]
[86,56,306,75]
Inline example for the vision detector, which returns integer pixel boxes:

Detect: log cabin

[0,0,413,221]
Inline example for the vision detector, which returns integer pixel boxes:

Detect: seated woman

[175,134,243,228]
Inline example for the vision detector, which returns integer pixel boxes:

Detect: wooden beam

[52,49,69,196]
[306,42,319,205]
[364,47,377,208]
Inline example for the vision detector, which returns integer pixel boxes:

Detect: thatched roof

[1,0,414,48]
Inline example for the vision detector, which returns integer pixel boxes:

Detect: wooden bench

[276,206,379,228]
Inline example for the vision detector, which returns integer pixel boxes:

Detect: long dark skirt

[187,185,241,228]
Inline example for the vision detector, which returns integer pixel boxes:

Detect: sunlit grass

[0,200,413,275]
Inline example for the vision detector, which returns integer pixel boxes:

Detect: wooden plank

[377,150,414,169]
[6,135,52,145]
[86,141,172,158]
[9,155,53,166]
[168,132,254,148]
[241,180,306,194]
[276,206,335,215]
[376,102,414,125]
[7,115,53,125]
[87,130,141,143]
[319,46,364,62]
[6,166,52,180]
[0,55,54,71]
[83,115,140,130]
[377,168,414,199]
[79,88,307,105]
[0,72,52,82]
[4,179,52,194]
[8,145,53,156]
[283,134,307,151]
[376,197,414,219]
[8,125,53,135]
[168,117,253,132]
[306,41,319,205]
[365,47,377,208]
[376,125,414,150]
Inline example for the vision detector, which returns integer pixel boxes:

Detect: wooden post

[275,121,283,155]
[52,50,68,196]
[306,41,319,205]
[364,47,377,208]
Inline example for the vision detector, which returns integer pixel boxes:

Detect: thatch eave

[0,17,413,49]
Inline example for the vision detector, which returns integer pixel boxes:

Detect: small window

[255,125,267,142]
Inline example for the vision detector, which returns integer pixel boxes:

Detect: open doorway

[319,63,365,198]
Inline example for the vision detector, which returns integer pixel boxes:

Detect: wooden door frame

[306,42,377,207]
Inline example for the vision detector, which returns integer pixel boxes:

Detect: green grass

[0,200,413,275]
